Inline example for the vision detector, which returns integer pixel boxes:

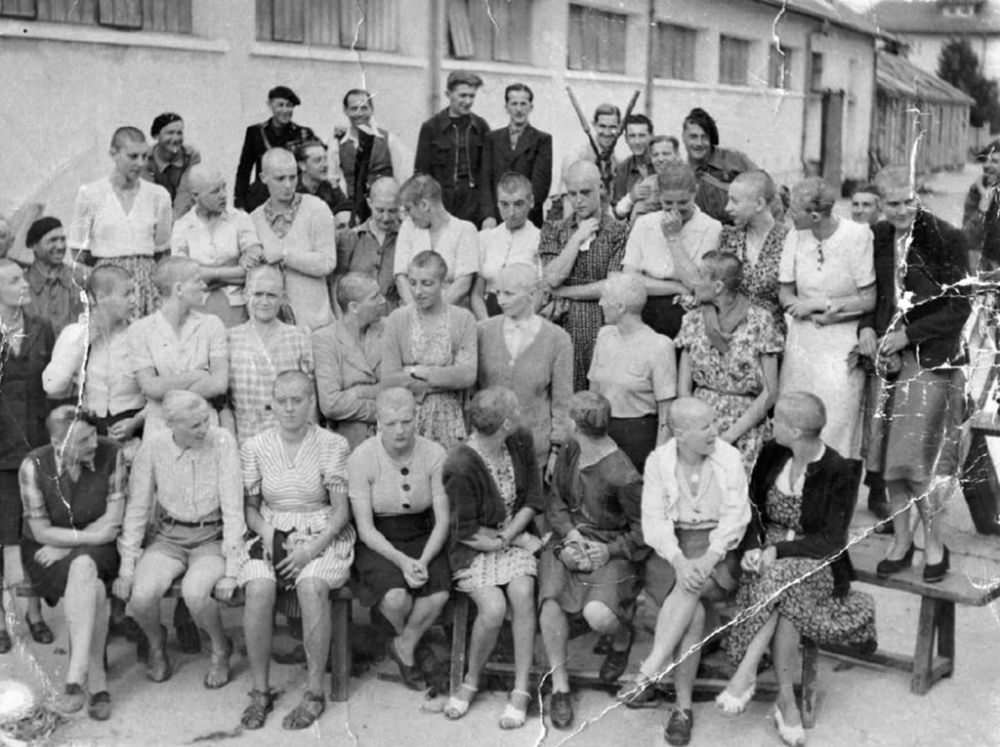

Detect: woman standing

[381,251,477,449]
[677,252,781,473]
[442,388,544,729]
[144,113,202,220]
[0,259,53,651]
[68,126,173,317]
[778,178,875,458]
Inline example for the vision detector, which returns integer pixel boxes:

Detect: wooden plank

[910,597,937,694]
[936,600,955,660]
[329,595,352,701]
[0,0,37,19]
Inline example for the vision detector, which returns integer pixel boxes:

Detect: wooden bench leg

[936,600,955,662]
[911,597,938,694]
[330,597,352,702]
[800,637,818,729]
[450,594,469,695]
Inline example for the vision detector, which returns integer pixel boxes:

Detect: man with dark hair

[483,82,552,228]
[235,86,317,212]
[23,216,85,336]
[612,113,654,203]
[294,140,352,230]
[850,183,882,227]
[414,70,492,227]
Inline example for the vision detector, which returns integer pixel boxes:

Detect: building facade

[1,0,878,220]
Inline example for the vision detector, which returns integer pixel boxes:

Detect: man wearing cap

[24,217,85,336]
[235,86,317,214]
[414,70,492,228]
[143,112,201,220]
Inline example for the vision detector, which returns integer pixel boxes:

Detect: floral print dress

[718,222,788,331]
[410,307,469,449]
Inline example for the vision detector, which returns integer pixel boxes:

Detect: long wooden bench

[16,581,355,701]
[822,532,1000,694]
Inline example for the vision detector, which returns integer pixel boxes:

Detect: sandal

[499,689,531,730]
[204,637,233,689]
[87,691,111,721]
[282,690,325,730]
[443,682,478,720]
[240,689,275,730]
[27,616,54,645]
[716,677,757,715]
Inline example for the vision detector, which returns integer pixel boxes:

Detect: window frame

[718,33,752,87]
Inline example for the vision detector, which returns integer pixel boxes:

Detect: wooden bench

[16,581,355,702]
[822,533,1000,695]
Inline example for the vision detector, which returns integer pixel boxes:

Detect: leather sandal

[443,682,478,720]
[87,691,111,721]
[282,690,325,730]
[240,689,275,730]
[499,689,531,729]
[204,637,233,689]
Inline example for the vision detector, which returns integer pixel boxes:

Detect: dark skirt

[353,511,451,607]
[537,545,640,619]
[641,295,685,339]
[609,415,658,473]
[21,539,119,607]
[0,469,23,546]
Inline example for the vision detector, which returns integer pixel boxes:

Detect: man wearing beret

[24,217,85,336]
[414,70,493,228]
[235,86,317,213]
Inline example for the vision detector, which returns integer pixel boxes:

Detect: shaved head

[376,387,416,418]
[565,160,602,188]
[669,397,714,432]
[261,148,297,176]
[187,164,225,194]
[369,176,400,203]
[273,368,314,397]
[775,392,826,437]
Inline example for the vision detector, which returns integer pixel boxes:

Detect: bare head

[700,251,744,297]
[163,390,213,448]
[187,164,228,214]
[271,369,315,431]
[46,406,99,464]
[599,272,647,325]
[874,166,918,233]
[261,148,298,203]
[565,160,603,220]
[376,387,418,453]
[772,391,826,446]
[568,391,612,439]
[495,262,539,320]
[468,387,521,437]
[337,272,385,326]
[726,170,775,227]
[368,176,401,233]
[669,397,718,457]
[244,264,285,322]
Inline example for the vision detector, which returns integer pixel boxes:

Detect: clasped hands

[558,530,611,573]
[740,546,777,575]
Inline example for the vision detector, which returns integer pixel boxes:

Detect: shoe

[54,683,87,714]
[616,675,659,709]
[204,637,233,689]
[26,616,54,645]
[499,689,531,730]
[0,629,11,654]
[387,638,426,691]
[664,707,694,746]
[281,690,325,730]
[146,626,173,683]
[87,691,111,721]
[773,704,806,746]
[240,689,276,730]
[443,682,478,720]
[875,543,915,578]
[922,545,950,583]
[549,690,574,729]
[715,679,756,715]
[599,627,633,683]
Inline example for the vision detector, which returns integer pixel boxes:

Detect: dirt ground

[2,166,999,746]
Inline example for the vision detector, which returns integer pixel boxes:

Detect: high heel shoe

[875,543,915,578]
[715,678,756,715]
[773,705,806,746]
[922,545,950,583]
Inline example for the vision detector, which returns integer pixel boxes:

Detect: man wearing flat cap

[23,217,85,336]
[235,86,317,214]
[414,70,493,228]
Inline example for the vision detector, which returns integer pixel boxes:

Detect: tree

[938,38,1000,131]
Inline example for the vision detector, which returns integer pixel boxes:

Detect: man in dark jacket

[414,70,492,228]
[483,83,552,228]
[234,86,316,213]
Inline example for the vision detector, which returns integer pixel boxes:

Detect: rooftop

[877,48,977,103]
[756,0,889,37]
[874,0,1000,34]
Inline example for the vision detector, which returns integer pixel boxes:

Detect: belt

[160,514,223,529]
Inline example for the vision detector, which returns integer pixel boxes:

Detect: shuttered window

[447,0,532,64]
[719,34,751,86]
[1,0,192,32]
[257,0,398,52]
[653,22,696,81]
[768,43,792,89]
[567,4,626,74]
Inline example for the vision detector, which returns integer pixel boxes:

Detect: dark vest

[339,128,393,198]
[27,439,119,535]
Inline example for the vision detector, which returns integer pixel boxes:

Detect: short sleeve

[650,335,677,401]
[850,224,876,289]
[240,437,263,495]
[428,444,447,505]
[587,326,609,386]
[622,218,644,270]
[126,320,154,374]
[319,431,350,493]
[778,228,798,284]
[235,210,261,251]
[206,316,228,362]
[347,443,375,502]
[452,309,477,368]
[18,459,48,521]
[753,308,785,356]
[454,223,480,276]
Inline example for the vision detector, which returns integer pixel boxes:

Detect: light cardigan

[380,304,477,384]
[476,315,572,461]
[642,438,751,564]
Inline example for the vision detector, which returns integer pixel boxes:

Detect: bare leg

[915,478,945,563]
[464,586,507,688]
[87,583,110,694]
[772,615,803,728]
[671,602,706,711]
[129,551,185,648]
[581,601,622,638]
[539,599,570,693]
[506,576,536,695]
[3,545,40,622]
[180,553,226,653]
[297,578,331,695]
[243,579,276,692]
[726,610,779,694]
[63,556,100,686]
[395,591,448,664]
[379,589,413,638]
[637,586,702,680]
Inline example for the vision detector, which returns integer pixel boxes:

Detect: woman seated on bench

[19,407,125,720]
[348,387,451,692]
[718,392,876,746]
[442,387,545,728]
[237,370,355,731]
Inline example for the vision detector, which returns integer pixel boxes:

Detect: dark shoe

[54,683,87,714]
[240,689,276,730]
[875,543,915,578]
[592,634,612,655]
[599,627,633,683]
[664,707,694,746]
[617,676,660,709]
[549,691,574,729]
[922,545,950,583]
[147,627,173,683]
[282,690,325,730]
[174,600,201,654]
[27,616,54,645]
[387,638,426,691]
[87,691,111,721]
[0,629,11,654]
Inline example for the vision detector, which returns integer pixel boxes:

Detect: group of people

[0,67,980,746]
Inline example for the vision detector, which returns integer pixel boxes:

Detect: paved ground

[2,165,999,746]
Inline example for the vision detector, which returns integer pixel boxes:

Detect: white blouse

[68,177,173,258]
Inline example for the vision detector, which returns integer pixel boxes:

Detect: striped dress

[237,425,355,588]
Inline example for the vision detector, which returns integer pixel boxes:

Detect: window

[0,0,192,33]
[448,0,532,64]
[654,22,697,81]
[719,35,751,85]
[567,4,627,74]
[810,51,824,91]
[768,43,792,89]
[256,0,398,51]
